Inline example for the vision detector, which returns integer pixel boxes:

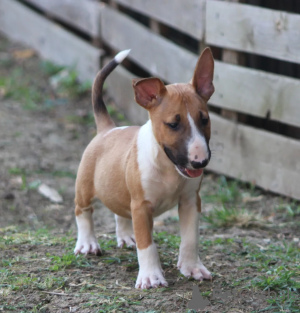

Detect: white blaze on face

[187,113,209,165]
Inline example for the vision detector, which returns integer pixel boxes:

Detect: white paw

[178,260,212,280]
[115,215,136,248]
[74,235,101,256]
[117,234,136,249]
[135,269,168,289]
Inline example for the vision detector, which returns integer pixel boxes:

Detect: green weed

[51,170,77,179]
[8,167,28,190]
[8,167,25,175]
[252,266,299,291]
[49,67,92,97]
[154,231,180,249]
[41,60,92,96]
[1,271,38,292]
[201,206,260,228]
[8,167,76,191]
[98,238,118,251]
[83,295,140,312]
[237,240,300,312]
[48,253,92,271]
[0,227,70,247]
[66,112,95,126]
[275,202,300,218]
[203,176,241,204]
[107,104,127,122]
[0,68,43,110]
[40,60,64,76]
[36,275,67,290]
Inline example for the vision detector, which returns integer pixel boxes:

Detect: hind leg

[74,204,101,255]
[74,160,101,256]
[115,215,136,248]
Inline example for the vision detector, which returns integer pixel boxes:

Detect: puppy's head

[132,48,214,178]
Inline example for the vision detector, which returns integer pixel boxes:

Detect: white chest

[142,167,184,217]
[136,121,200,217]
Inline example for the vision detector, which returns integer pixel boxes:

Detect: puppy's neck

[138,120,174,172]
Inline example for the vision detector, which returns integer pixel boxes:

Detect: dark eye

[200,112,209,126]
[166,122,179,130]
[165,114,180,130]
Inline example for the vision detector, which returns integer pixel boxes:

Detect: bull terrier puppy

[74,48,214,289]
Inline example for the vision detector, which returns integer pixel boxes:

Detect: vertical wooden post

[150,19,160,34]
[221,0,241,121]
[109,0,118,9]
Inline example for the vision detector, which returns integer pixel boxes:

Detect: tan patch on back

[92,126,140,218]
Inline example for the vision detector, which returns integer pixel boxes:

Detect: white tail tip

[114,49,131,63]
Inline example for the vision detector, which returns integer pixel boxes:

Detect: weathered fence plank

[209,113,300,200]
[219,0,241,122]
[0,0,102,82]
[104,65,300,200]
[212,61,300,128]
[101,7,199,83]
[112,0,205,40]
[206,0,300,63]
[101,7,300,128]
[24,0,103,38]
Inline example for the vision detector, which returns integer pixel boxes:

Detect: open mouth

[176,165,203,178]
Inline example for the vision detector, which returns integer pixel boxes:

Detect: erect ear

[191,47,215,101]
[132,77,166,110]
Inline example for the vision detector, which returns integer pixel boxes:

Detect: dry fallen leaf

[38,183,63,203]
[115,280,131,290]
[154,220,164,227]
[10,176,23,186]
[242,194,263,203]
[13,49,35,60]
[256,244,267,251]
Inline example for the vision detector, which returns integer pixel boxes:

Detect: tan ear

[132,77,166,109]
[191,47,215,101]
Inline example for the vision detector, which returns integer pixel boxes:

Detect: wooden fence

[0,0,299,200]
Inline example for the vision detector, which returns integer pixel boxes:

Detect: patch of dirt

[0,34,299,312]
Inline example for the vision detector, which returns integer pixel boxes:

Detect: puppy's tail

[92,49,131,133]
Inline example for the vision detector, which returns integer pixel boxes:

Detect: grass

[2,169,299,312]
[201,176,264,228]
[239,240,300,312]
[202,176,242,204]
[0,60,92,113]
[200,175,300,230]
[66,111,95,126]
[50,68,92,98]
[201,206,262,228]
[0,68,43,110]
[8,167,77,192]
[41,60,92,98]
[47,253,92,271]
[275,202,300,218]
[40,60,65,76]
[107,104,127,122]
[0,227,299,312]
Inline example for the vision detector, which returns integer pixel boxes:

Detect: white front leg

[177,198,211,280]
[135,242,168,289]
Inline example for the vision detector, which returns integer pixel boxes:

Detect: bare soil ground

[0,34,299,312]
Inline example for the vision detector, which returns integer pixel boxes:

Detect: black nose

[191,159,209,169]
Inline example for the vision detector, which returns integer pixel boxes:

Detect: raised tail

[92,49,131,133]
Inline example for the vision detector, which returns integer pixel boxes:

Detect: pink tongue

[186,168,203,178]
